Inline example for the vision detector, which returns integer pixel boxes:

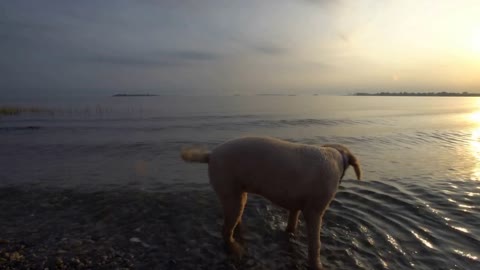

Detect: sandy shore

[0,185,310,270]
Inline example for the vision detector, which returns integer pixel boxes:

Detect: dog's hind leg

[234,218,245,244]
[221,192,248,260]
[286,210,300,234]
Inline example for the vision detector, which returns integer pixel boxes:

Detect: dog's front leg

[304,209,323,270]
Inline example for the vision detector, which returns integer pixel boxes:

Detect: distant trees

[354,91,480,97]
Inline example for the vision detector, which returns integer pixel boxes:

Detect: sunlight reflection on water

[411,230,435,250]
[451,226,470,233]
[453,249,479,261]
[469,123,480,181]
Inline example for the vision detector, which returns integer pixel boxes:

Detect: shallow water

[1,95,479,269]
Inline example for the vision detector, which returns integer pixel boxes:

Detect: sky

[1,0,480,96]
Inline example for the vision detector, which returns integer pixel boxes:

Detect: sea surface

[0,95,479,269]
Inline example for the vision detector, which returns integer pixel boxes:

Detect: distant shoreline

[353,92,480,97]
[256,94,297,96]
[112,94,158,97]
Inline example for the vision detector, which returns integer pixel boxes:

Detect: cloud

[164,51,218,61]
[299,0,340,7]
[82,50,220,68]
[84,55,177,68]
[338,33,350,44]
[305,61,333,70]
[0,19,51,31]
[0,18,57,42]
[251,45,289,55]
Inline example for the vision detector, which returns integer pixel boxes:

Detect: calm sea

[0,95,479,269]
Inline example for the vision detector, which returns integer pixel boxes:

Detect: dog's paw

[228,241,245,261]
[285,227,296,235]
[309,262,324,270]
[286,230,297,238]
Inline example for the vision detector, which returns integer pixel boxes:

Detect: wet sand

[0,185,315,270]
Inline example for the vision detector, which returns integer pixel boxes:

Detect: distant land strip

[112,94,158,97]
[0,106,52,116]
[354,91,480,97]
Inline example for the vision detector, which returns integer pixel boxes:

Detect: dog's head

[323,144,362,180]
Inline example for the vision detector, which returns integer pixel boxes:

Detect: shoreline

[353,92,480,97]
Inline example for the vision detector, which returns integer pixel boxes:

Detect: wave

[0,126,41,131]
[0,117,378,133]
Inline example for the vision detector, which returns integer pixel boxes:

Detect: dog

[181,136,361,270]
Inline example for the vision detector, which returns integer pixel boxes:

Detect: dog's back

[207,137,341,209]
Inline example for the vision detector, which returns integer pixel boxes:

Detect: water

[0,95,479,269]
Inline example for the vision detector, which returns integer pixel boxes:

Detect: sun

[469,111,480,124]
[471,29,480,54]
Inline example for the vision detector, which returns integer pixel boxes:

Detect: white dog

[181,136,361,270]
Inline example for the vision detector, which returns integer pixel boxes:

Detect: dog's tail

[347,152,362,180]
[181,146,210,163]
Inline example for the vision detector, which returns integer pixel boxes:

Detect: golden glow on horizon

[286,2,480,93]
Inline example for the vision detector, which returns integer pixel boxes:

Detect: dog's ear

[347,152,362,180]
